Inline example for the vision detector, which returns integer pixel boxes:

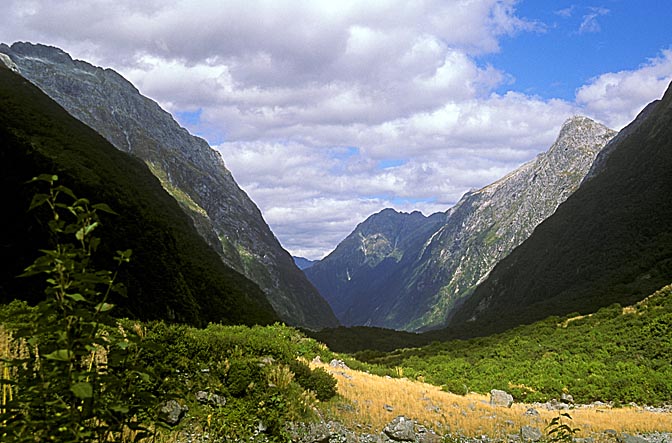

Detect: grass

[316,361,672,440]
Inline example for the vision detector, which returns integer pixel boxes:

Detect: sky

[2,1,671,260]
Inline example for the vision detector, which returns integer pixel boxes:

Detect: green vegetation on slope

[0,178,336,441]
[0,63,277,327]
[356,284,672,406]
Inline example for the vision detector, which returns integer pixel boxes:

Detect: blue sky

[1,0,671,259]
[485,1,672,100]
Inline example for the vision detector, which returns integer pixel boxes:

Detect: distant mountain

[306,116,615,331]
[1,42,337,329]
[305,209,446,324]
[448,80,672,337]
[293,257,317,270]
[0,62,277,326]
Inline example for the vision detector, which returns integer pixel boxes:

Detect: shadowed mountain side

[1,41,337,330]
[0,63,278,327]
[448,80,672,337]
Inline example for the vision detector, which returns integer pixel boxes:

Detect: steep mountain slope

[305,209,447,323]
[1,42,337,329]
[293,257,317,270]
[449,80,672,338]
[0,63,277,326]
[307,117,615,330]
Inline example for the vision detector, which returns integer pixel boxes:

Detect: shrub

[0,175,158,442]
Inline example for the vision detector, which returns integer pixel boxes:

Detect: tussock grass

[317,362,672,439]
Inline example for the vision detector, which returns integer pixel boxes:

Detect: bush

[442,380,469,396]
[289,360,338,402]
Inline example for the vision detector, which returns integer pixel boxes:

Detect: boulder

[195,390,226,407]
[330,359,349,370]
[159,400,188,426]
[490,389,513,408]
[617,434,649,443]
[521,426,542,442]
[383,416,416,441]
[561,393,575,404]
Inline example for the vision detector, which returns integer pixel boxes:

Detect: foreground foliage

[0,175,155,442]
[0,177,338,442]
[356,284,672,406]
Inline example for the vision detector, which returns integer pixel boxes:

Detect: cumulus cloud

[576,50,672,129]
[1,0,670,259]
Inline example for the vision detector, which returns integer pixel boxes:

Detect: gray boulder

[521,426,542,442]
[159,400,188,426]
[490,389,514,408]
[383,416,416,441]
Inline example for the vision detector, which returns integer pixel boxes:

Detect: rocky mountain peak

[306,116,616,331]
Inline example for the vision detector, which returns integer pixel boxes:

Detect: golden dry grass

[316,362,672,439]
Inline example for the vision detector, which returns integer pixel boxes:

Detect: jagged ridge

[307,116,615,331]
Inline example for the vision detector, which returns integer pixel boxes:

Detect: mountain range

[0,42,337,330]
[306,116,616,331]
[447,79,672,337]
[3,40,671,350]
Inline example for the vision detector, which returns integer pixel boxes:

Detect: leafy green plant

[545,413,580,443]
[0,175,158,442]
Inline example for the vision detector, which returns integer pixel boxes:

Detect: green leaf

[28,193,49,211]
[92,203,118,215]
[45,349,73,361]
[95,302,115,312]
[71,382,93,399]
[66,293,87,302]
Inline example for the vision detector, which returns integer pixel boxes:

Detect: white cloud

[578,6,609,34]
[576,49,672,129]
[1,0,671,259]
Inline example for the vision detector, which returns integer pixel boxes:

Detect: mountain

[448,80,672,338]
[0,42,337,330]
[0,61,277,326]
[305,209,446,324]
[293,257,317,270]
[306,116,615,331]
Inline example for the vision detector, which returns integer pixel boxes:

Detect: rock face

[0,42,337,329]
[306,117,615,331]
[450,80,672,338]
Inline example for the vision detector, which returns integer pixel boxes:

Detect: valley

[1,37,671,443]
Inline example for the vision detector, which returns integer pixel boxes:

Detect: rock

[524,408,540,416]
[159,400,188,426]
[489,389,514,408]
[561,393,575,404]
[415,424,442,443]
[548,399,570,410]
[0,53,19,72]
[195,390,226,407]
[618,434,650,443]
[384,404,395,412]
[330,359,349,369]
[383,416,416,441]
[521,426,542,442]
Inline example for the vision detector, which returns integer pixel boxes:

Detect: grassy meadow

[318,361,672,439]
